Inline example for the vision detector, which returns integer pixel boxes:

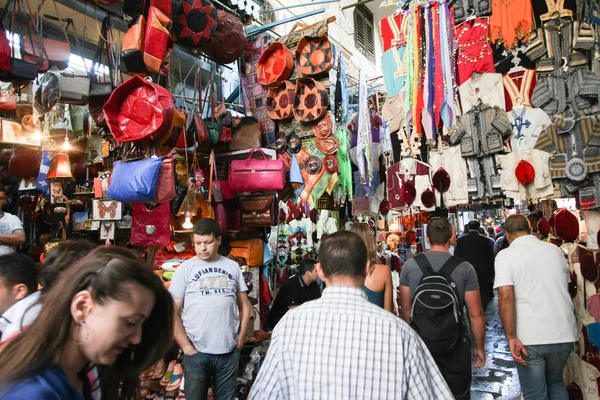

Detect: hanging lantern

[46,153,72,179]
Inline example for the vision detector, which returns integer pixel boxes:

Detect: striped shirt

[249,286,454,400]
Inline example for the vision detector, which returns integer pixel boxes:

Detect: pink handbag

[153,157,176,203]
[229,148,285,193]
[209,150,228,233]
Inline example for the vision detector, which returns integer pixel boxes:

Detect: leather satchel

[239,194,277,227]
[130,202,171,247]
[161,108,187,148]
[89,17,116,127]
[8,146,41,178]
[144,6,173,76]
[229,118,263,151]
[5,0,39,80]
[229,238,264,267]
[229,148,286,193]
[122,15,148,76]
[153,157,176,203]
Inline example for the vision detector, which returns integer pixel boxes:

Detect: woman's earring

[73,321,91,345]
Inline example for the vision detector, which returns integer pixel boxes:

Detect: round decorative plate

[293,77,329,123]
[566,157,588,182]
[267,81,295,120]
[295,35,334,76]
[257,42,294,87]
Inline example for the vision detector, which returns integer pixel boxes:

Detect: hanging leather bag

[239,193,277,227]
[4,0,39,80]
[205,75,223,146]
[184,71,209,148]
[0,18,11,74]
[56,15,90,104]
[144,6,173,76]
[153,156,176,203]
[229,238,264,267]
[122,15,147,76]
[21,0,48,73]
[89,17,117,127]
[107,157,163,202]
[209,150,228,233]
[229,148,286,193]
[130,202,171,246]
[8,146,42,177]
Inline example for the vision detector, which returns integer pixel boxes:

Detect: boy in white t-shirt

[0,185,25,255]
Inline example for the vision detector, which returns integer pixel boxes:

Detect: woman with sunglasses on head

[350,223,394,312]
[0,246,174,400]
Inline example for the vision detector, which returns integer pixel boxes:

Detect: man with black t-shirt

[267,258,321,330]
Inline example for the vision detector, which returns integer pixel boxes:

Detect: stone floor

[471,298,522,400]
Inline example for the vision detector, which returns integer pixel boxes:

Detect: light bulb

[62,136,71,151]
[32,129,41,141]
[182,211,193,230]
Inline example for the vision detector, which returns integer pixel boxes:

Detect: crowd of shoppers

[0,215,578,399]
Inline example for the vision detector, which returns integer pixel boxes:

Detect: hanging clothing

[382,93,405,134]
[507,105,552,153]
[451,0,493,25]
[450,103,512,157]
[530,68,600,115]
[380,13,407,52]
[497,149,554,201]
[387,158,435,211]
[428,146,469,207]
[335,127,352,204]
[503,69,537,112]
[493,43,536,74]
[534,112,600,180]
[465,156,503,200]
[490,0,533,48]
[455,18,496,85]
[458,73,506,114]
[381,46,407,97]
[532,0,578,29]
[525,17,594,75]
[334,53,349,125]
[439,2,458,128]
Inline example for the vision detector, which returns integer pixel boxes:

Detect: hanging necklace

[511,107,531,140]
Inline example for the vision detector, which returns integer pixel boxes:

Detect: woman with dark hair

[0,246,174,400]
[350,223,394,312]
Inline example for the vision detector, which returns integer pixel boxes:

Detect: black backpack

[410,254,463,356]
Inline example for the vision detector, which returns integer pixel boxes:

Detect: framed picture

[100,221,115,240]
[1,119,40,146]
[92,199,122,221]
[91,221,100,231]
[50,182,67,204]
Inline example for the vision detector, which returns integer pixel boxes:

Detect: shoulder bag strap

[413,253,435,277]
[438,255,463,280]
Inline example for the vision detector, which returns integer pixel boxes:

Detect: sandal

[165,363,184,392]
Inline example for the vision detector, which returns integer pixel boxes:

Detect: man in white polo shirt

[494,214,577,399]
[0,185,25,255]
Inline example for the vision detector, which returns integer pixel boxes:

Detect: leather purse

[0,19,10,74]
[103,75,175,142]
[229,238,264,267]
[239,193,277,227]
[229,118,263,151]
[209,150,227,233]
[8,146,41,178]
[122,15,147,76]
[25,2,73,71]
[4,0,39,80]
[107,157,163,203]
[229,148,286,193]
[58,70,90,105]
[130,202,171,247]
[153,157,176,203]
[161,108,187,148]
[186,71,209,149]
[144,6,173,76]
[0,90,16,111]
[89,17,116,127]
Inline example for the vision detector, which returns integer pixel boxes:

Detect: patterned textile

[465,156,503,200]
[248,286,454,400]
[531,68,600,115]
[240,35,276,145]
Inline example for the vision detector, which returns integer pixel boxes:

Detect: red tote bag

[130,202,171,246]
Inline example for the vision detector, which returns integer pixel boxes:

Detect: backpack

[410,254,463,356]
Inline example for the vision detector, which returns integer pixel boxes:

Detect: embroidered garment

[356,70,372,187]
[508,105,552,153]
[459,72,506,114]
[380,13,407,52]
[532,0,577,29]
[455,18,496,85]
[387,158,435,211]
[531,68,600,115]
[382,93,405,134]
[493,43,536,74]
[497,149,554,201]
[381,46,407,97]
[525,17,594,75]
[450,103,512,157]
[240,35,276,145]
[490,0,533,48]
[503,69,537,112]
[428,146,468,207]
[451,0,493,25]
[465,156,503,200]
[334,53,349,124]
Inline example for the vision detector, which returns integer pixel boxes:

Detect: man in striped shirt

[249,231,454,399]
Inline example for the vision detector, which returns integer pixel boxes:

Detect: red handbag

[144,6,173,76]
[131,202,171,246]
[103,75,175,142]
[0,20,10,73]
[209,150,228,233]
[229,148,286,193]
[0,91,16,110]
[153,157,176,203]
[8,146,41,178]
[150,0,171,19]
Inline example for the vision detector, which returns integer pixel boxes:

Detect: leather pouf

[295,35,334,76]
[266,81,295,120]
[173,0,218,48]
[257,42,294,87]
[293,77,328,123]
[202,10,246,65]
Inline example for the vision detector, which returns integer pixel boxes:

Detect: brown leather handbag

[122,15,147,76]
[229,238,264,267]
[186,71,209,149]
[8,146,42,178]
[239,193,278,227]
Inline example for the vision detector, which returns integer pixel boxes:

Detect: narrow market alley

[472,299,521,400]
